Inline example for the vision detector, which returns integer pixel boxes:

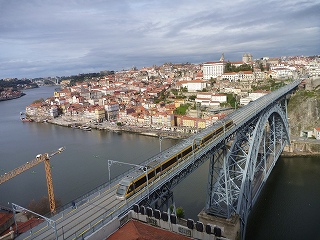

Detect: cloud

[0,0,319,78]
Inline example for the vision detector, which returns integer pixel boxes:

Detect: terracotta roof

[107,220,191,240]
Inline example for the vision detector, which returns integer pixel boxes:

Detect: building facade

[203,62,225,80]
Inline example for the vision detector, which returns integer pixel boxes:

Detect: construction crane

[0,147,65,214]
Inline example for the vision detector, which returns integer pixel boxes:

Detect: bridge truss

[206,98,290,239]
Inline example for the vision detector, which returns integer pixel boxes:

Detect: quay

[42,116,192,139]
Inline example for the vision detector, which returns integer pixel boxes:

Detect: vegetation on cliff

[287,88,320,136]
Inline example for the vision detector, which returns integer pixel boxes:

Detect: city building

[202,61,225,80]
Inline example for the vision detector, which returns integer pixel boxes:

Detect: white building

[195,93,227,107]
[240,97,252,105]
[203,62,225,80]
[223,87,242,95]
[307,60,320,77]
[249,91,269,101]
[221,71,255,82]
[314,128,320,140]
[211,94,227,102]
[177,80,207,92]
[221,72,238,82]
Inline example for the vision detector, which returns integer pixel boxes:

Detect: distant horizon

[1,53,318,80]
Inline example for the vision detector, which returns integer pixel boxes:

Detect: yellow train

[116,119,233,200]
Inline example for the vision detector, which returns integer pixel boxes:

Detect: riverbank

[281,151,320,157]
[45,116,190,139]
[38,116,320,154]
[282,137,320,156]
[0,92,25,101]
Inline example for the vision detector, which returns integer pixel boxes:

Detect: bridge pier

[198,210,240,240]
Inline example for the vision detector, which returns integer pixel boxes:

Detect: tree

[226,93,237,107]
[32,98,45,104]
[169,205,185,218]
[27,196,62,218]
[174,104,190,115]
[238,63,252,72]
[181,86,188,92]
[189,95,196,101]
[259,62,265,72]
[176,207,185,218]
[209,78,216,85]
[224,61,232,73]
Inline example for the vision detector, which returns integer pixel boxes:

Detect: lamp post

[181,138,200,162]
[159,136,163,152]
[218,118,226,142]
[159,135,170,152]
[192,138,202,162]
[108,160,149,198]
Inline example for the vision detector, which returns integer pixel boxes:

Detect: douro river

[0,86,319,239]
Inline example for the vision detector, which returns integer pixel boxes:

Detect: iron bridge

[15,79,301,240]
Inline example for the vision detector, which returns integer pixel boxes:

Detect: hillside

[287,88,320,136]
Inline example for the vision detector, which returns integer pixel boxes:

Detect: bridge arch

[206,99,290,239]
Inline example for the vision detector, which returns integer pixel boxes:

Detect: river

[0,86,319,239]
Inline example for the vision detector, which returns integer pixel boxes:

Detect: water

[0,86,177,206]
[0,86,320,239]
[246,156,320,240]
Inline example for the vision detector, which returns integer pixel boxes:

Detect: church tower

[219,53,225,62]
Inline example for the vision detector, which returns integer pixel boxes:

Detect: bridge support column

[198,210,240,240]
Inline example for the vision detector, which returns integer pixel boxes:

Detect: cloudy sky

[0,0,319,79]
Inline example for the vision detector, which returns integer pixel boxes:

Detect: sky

[0,0,319,79]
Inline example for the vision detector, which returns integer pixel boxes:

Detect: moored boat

[20,117,33,122]
[81,125,91,131]
[20,112,33,122]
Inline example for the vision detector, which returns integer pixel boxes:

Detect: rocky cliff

[287,81,320,136]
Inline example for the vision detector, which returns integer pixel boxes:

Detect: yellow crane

[0,147,65,214]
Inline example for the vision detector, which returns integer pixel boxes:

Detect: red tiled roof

[107,220,191,240]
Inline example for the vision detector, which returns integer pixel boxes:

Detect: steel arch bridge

[206,99,290,239]
[138,80,299,239]
[14,80,301,240]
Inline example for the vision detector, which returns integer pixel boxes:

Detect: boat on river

[81,125,91,131]
[20,112,33,122]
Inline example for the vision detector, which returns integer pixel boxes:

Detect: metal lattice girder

[206,99,290,239]
[139,145,213,210]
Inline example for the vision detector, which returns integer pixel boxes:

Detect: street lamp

[108,159,149,198]
[159,136,163,152]
[159,136,170,152]
[181,138,200,162]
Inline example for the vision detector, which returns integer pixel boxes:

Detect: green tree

[238,63,252,72]
[174,104,190,115]
[189,95,196,101]
[181,86,188,92]
[169,205,185,218]
[224,61,232,73]
[176,207,185,218]
[226,93,236,108]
